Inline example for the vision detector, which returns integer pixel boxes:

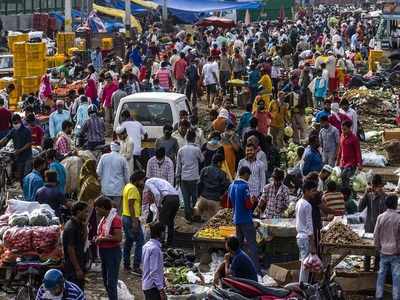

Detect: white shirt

[202,62,219,86]
[340,108,358,134]
[121,120,146,156]
[295,198,313,239]
[144,177,178,206]
[0,90,8,109]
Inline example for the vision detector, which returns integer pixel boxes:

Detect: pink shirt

[101,82,118,108]
[174,58,187,80]
[156,68,171,91]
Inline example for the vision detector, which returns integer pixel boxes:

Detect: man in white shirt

[202,56,220,108]
[143,177,180,245]
[295,180,317,283]
[120,110,148,170]
[97,142,129,212]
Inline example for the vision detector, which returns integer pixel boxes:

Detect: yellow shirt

[269,100,288,128]
[258,74,272,94]
[122,183,141,217]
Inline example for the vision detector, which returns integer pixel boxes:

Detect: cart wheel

[16,286,35,300]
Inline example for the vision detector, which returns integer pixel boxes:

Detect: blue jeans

[236,223,259,273]
[99,247,121,300]
[297,238,310,283]
[181,180,198,220]
[122,216,144,268]
[376,254,400,300]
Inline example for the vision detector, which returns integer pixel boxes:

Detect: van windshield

[119,102,173,126]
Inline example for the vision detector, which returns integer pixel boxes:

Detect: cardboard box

[383,128,400,142]
[334,271,377,292]
[268,261,300,285]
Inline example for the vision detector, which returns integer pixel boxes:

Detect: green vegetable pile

[165,267,190,284]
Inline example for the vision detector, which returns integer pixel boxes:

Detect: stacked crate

[56,32,76,55]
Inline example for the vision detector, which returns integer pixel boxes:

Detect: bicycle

[14,260,48,300]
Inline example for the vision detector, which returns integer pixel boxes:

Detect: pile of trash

[343,87,397,130]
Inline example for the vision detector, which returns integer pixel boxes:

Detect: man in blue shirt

[49,100,70,139]
[228,166,259,272]
[315,98,331,123]
[214,236,258,284]
[22,157,45,202]
[302,135,323,176]
[46,149,66,194]
[0,114,32,185]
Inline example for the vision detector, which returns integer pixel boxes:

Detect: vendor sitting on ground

[213,236,258,285]
[214,236,258,285]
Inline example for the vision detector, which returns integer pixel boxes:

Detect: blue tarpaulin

[153,0,261,23]
[152,0,261,12]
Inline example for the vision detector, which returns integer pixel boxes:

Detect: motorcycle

[208,265,344,300]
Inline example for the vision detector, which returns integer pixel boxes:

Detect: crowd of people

[0,5,399,300]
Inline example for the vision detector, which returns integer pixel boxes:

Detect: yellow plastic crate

[21,76,40,95]
[13,42,26,62]
[46,56,56,69]
[67,47,79,57]
[13,62,27,77]
[26,64,46,77]
[25,42,46,61]
[8,34,28,52]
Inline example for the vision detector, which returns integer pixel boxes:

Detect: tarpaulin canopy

[93,3,143,32]
[130,0,158,9]
[96,0,148,13]
[152,0,261,13]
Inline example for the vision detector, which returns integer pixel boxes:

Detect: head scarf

[80,159,97,185]
[218,108,229,119]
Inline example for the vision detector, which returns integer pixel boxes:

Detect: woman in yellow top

[268,91,289,149]
[256,69,273,108]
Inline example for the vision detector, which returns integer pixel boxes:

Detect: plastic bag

[117,280,134,300]
[352,172,368,192]
[3,227,33,253]
[8,212,29,227]
[330,167,342,186]
[6,200,40,215]
[29,209,49,226]
[31,225,60,253]
[362,151,387,167]
[303,254,322,273]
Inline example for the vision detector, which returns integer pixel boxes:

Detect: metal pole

[125,0,131,37]
[162,0,167,23]
[65,0,72,31]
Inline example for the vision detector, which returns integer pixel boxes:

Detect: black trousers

[144,287,161,300]
[159,195,180,245]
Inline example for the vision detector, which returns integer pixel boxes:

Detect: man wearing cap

[318,165,333,192]
[97,142,129,212]
[49,100,70,139]
[319,114,339,167]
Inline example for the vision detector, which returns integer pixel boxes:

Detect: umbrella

[245,9,251,25]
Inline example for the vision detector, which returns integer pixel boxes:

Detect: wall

[1,14,34,32]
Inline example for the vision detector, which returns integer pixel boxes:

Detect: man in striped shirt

[36,269,85,300]
[155,61,172,91]
[237,143,266,198]
[322,180,345,216]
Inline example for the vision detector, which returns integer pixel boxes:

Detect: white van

[113,92,191,141]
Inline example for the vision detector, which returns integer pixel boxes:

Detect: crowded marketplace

[0,0,399,299]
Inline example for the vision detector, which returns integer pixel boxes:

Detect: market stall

[320,221,378,294]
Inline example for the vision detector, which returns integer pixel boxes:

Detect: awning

[152,0,261,13]
[196,17,236,28]
[93,3,142,32]
[131,0,158,9]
